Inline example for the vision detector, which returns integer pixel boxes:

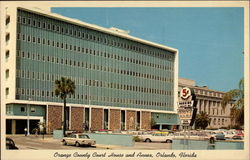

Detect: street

[7,135,172,150]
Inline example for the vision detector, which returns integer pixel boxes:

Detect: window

[5,50,10,60]
[32,37,36,43]
[6,88,9,97]
[17,16,21,23]
[31,107,36,112]
[21,107,26,112]
[47,24,51,30]
[6,16,10,25]
[38,21,41,28]
[42,22,46,29]
[27,18,31,25]
[6,33,10,42]
[22,17,26,24]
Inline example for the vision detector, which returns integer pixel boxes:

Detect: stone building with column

[1,6,179,134]
[178,78,233,129]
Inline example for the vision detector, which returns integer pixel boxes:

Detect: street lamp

[27,98,31,135]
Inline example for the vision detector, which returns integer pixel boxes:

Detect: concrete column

[208,101,210,115]
[11,120,16,134]
[197,100,201,113]
[159,124,162,130]
[200,100,203,113]
[204,100,206,113]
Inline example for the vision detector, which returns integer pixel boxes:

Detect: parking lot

[7,135,172,150]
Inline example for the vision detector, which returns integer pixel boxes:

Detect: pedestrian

[24,128,27,136]
[35,128,38,137]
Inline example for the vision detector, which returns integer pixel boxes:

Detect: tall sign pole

[178,87,197,144]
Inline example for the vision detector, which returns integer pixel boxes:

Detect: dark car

[232,135,243,140]
[6,137,18,150]
[215,133,225,140]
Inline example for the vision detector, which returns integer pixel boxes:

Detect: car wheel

[145,138,151,143]
[75,142,80,147]
[62,140,67,145]
[166,139,172,143]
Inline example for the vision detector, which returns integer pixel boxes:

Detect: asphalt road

[8,135,100,150]
[7,135,172,150]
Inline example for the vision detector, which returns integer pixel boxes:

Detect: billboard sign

[178,87,197,126]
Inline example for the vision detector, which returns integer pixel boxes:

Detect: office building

[1,6,179,134]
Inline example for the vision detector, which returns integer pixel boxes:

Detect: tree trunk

[63,98,67,137]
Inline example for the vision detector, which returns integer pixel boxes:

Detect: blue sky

[52,7,244,92]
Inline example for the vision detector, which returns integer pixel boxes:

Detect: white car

[141,132,173,143]
[62,134,96,147]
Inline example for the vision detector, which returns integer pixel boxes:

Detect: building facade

[1,6,179,134]
[178,78,233,129]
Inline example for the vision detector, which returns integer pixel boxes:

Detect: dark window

[21,107,25,112]
[47,24,51,30]
[42,22,46,29]
[22,17,26,24]
[17,16,21,23]
[32,37,36,43]
[6,16,10,25]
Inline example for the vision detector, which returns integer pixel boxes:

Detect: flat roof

[18,7,178,54]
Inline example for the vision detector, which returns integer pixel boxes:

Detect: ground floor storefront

[6,103,179,134]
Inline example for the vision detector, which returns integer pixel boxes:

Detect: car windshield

[79,135,90,139]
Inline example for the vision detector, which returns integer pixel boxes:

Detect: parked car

[6,137,18,150]
[223,130,236,140]
[232,135,243,140]
[141,132,173,143]
[215,133,225,140]
[62,134,96,147]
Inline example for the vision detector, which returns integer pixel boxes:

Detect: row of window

[198,105,226,116]
[16,70,173,96]
[17,13,175,60]
[6,106,36,114]
[17,33,174,71]
[17,51,174,83]
[212,118,227,125]
[198,100,221,107]
[194,88,223,98]
[16,88,172,107]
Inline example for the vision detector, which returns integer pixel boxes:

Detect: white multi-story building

[1,4,179,135]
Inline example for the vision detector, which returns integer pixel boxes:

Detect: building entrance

[6,119,40,134]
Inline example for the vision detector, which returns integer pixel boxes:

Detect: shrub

[133,136,142,142]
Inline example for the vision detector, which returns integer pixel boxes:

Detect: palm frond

[54,77,75,100]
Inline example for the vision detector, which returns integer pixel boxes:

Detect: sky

[51,7,244,92]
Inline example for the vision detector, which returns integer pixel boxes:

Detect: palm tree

[55,77,75,136]
[221,78,244,127]
[195,111,211,130]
